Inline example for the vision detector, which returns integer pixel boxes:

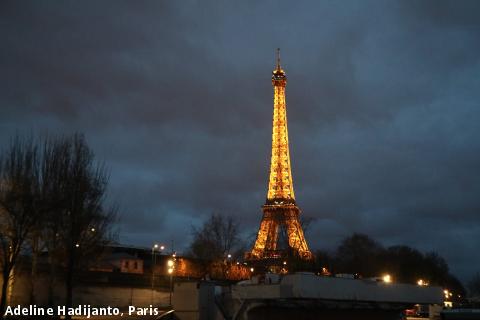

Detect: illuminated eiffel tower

[246,49,313,266]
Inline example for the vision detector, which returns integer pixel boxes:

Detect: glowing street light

[444,289,453,300]
[418,279,423,286]
[151,244,159,304]
[160,245,165,251]
[417,279,428,286]
[383,274,392,283]
[167,259,175,306]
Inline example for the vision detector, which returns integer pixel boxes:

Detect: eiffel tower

[246,49,313,267]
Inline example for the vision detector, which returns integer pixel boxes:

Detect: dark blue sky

[1,0,479,282]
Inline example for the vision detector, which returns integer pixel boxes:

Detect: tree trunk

[0,269,10,319]
[29,253,37,304]
[47,234,59,307]
[47,254,56,306]
[64,248,75,320]
[29,238,38,304]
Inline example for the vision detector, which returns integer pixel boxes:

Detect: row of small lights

[150,247,459,300]
[383,274,429,287]
[383,274,459,300]
[155,245,462,302]
[443,289,460,299]
[78,239,166,250]
[80,239,457,298]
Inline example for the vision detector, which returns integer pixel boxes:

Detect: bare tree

[41,137,71,305]
[188,213,240,277]
[300,215,316,236]
[189,213,239,260]
[1,133,117,317]
[27,224,43,305]
[41,134,116,316]
[335,233,385,277]
[0,136,40,316]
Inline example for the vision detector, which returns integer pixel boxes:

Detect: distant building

[109,252,143,274]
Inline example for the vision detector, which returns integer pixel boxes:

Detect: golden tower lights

[247,49,313,266]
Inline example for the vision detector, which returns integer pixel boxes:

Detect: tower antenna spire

[276,48,281,70]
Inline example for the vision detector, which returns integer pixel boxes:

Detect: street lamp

[167,259,175,307]
[444,289,453,299]
[417,279,429,286]
[383,274,392,283]
[151,244,160,304]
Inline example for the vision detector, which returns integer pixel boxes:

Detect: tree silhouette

[43,134,116,318]
[468,272,480,298]
[0,134,117,318]
[330,233,465,295]
[335,233,384,277]
[0,136,40,316]
[188,213,240,277]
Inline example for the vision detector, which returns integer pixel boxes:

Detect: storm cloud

[1,0,479,282]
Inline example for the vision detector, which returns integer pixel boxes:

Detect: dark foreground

[248,307,405,320]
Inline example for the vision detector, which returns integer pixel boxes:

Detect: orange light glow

[383,274,392,283]
[246,50,313,262]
